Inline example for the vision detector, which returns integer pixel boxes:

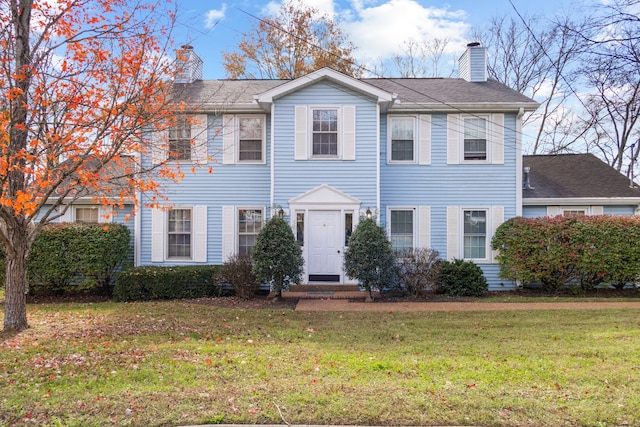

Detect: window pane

[169,117,192,161]
[390,210,413,251]
[238,209,263,255]
[296,213,304,246]
[312,109,338,156]
[463,210,486,259]
[345,213,353,246]
[75,207,99,223]
[239,117,263,161]
[463,118,486,160]
[392,140,414,161]
[167,209,191,259]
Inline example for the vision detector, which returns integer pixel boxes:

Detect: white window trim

[236,114,267,165]
[165,114,208,165]
[166,207,194,261]
[387,207,417,251]
[309,105,342,160]
[387,116,417,164]
[461,114,491,164]
[237,207,265,255]
[460,207,490,262]
[561,206,590,216]
[152,205,207,263]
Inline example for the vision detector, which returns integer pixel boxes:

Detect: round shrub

[436,259,488,297]
[218,254,258,299]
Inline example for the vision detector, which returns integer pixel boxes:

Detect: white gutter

[524,197,640,205]
[376,103,381,223]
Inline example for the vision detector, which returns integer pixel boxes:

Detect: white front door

[308,210,342,281]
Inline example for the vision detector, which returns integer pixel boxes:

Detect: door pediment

[289,184,360,206]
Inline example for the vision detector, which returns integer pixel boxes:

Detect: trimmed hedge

[491,215,640,291]
[113,265,222,301]
[0,223,131,295]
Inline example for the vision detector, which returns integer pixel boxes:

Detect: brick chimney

[459,42,487,82]
[175,45,203,83]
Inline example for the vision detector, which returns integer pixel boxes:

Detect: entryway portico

[288,184,366,285]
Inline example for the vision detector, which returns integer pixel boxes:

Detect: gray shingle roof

[175,76,537,110]
[523,154,640,199]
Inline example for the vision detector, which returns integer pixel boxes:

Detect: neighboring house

[523,154,640,218]
[136,43,540,290]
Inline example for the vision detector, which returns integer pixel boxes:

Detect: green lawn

[1,299,639,426]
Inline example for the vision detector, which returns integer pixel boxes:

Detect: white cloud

[343,0,469,61]
[205,4,227,29]
[264,0,337,17]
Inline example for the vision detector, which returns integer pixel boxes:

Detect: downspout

[515,107,524,217]
[270,103,275,217]
[376,103,381,223]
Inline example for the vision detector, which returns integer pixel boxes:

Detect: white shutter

[151,129,167,165]
[419,114,431,165]
[193,205,208,262]
[447,114,460,164]
[221,206,235,262]
[98,207,113,223]
[192,114,208,165]
[418,206,431,248]
[547,206,559,217]
[342,106,356,160]
[58,205,73,223]
[222,115,235,165]
[294,106,308,160]
[591,206,604,215]
[151,208,164,262]
[491,206,504,263]
[492,113,504,164]
[446,206,459,260]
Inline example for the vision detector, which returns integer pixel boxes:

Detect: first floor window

[238,116,264,162]
[463,210,486,259]
[169,116,192,161]
[238,209,263,255]
[563,209,586,216]
[168,209,192,259]
[312,109,338,157]
[296,212,304,246]
[463,117,487,161]
[390,117,414,161]
[345,212,353,246]
[390,209,414,252]
[75,207,99,223]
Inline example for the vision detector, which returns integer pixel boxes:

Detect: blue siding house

[136,43,540,290]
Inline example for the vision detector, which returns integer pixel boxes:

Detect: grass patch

[0,300,639,426]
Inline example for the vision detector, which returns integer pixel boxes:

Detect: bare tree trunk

[3,232,29,331]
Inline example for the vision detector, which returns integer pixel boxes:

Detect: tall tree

[0,0,181,331]
[390,38,455,78]
[570,0,640,178]
[222,0,360,79]
[474,15,584,154]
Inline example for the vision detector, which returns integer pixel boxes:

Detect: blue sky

[171,0,576,79]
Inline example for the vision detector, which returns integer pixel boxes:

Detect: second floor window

[463,117,487,161]
[390,117,414,161]
[169,116,192,161]
[238,116,264,162]
[312,109,338,157]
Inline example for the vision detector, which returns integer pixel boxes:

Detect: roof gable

[289,184,360,205]
[254,68,396,109]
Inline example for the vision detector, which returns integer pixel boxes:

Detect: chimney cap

[467,42,481,47]
[180,44,194,50]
